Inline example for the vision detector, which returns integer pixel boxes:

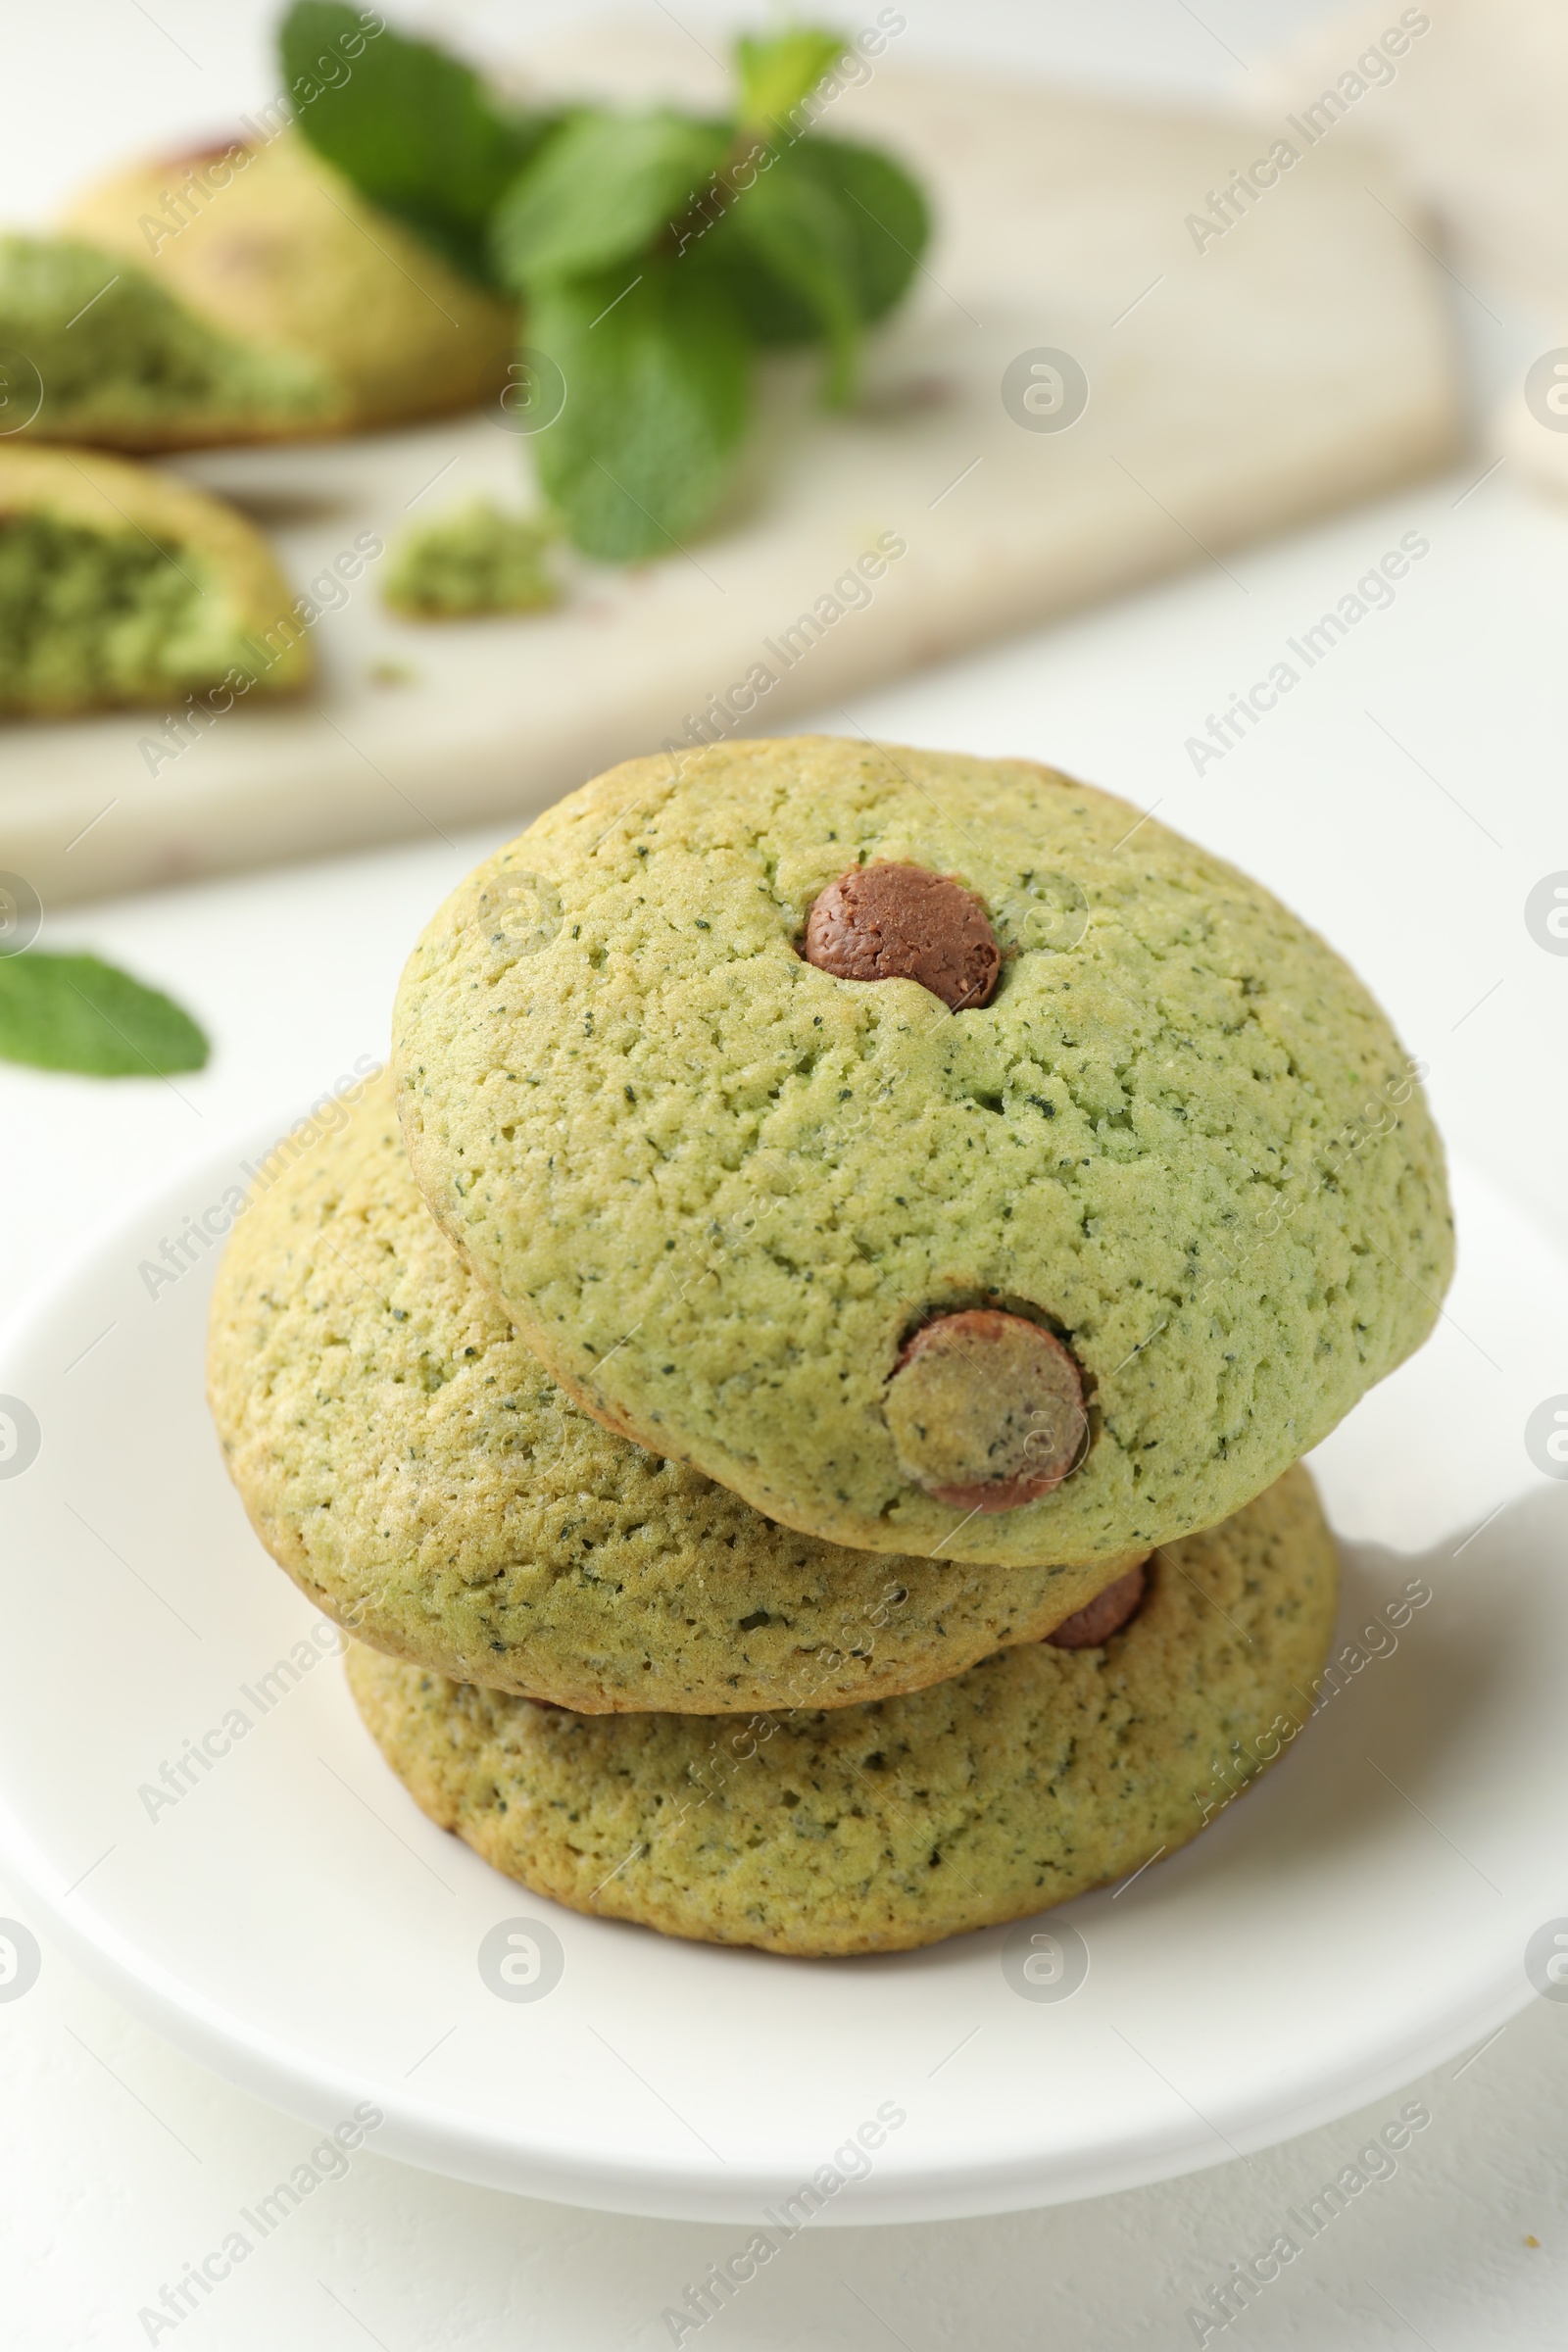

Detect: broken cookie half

[0,443,312,717]
[61,133,516,440]
[0,233,339,451]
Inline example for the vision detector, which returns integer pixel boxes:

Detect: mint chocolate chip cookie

[392,736,1452,1569]
[344,1464,1340,1957]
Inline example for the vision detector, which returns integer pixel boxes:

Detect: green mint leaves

[0,953,209,1076]
[279,2,557,283]
[279,9,931,563]
[772,139,932,329]
[735,30,856,131]
[528,270,752,561]
[709,137,928,405]
[492,48,930,560]
[493,112,732,288]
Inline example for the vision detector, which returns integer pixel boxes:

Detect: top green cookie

[393,737,1453,1568]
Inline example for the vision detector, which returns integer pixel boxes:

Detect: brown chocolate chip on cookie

[884,1307,1087,1512]
[803,862,1001,1010]
[1046,1560,1149,1649]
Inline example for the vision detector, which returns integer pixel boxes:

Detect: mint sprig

[492,31,930,561]
[0,953,209,1077]
[279,11,931,565]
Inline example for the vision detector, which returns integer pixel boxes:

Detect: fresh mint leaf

[735,29,850,132]
[784,138,931,323]
[285,8,937,561]
[528,268,751,563]
[699,138,931,390]
[0,954,209,1077]
[689,236,826,351]
[715,149,866,401]
[279,2,555,283]
[492,110,732,291]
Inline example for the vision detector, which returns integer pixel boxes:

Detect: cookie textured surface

[345,1465,1340,1956]
[0,443,310,714]
[392,736,1453,1568]
[208,1074,1145,1715]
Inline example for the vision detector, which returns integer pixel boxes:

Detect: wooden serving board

[1,31,1461,906]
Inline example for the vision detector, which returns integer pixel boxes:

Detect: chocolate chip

[803,863,1000,1010]
[1046,1560,1149,1649]
[883,1307,1087,1511]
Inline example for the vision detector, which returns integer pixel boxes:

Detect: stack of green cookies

[207,737,1453,1956]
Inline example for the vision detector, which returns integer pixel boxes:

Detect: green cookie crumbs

[383,500,560,619]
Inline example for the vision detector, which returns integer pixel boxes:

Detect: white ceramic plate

[0,1134,1562,2225]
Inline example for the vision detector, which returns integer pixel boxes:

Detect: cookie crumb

[384,499,560,619]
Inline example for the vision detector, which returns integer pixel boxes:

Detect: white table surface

[4,3,1568,2346]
